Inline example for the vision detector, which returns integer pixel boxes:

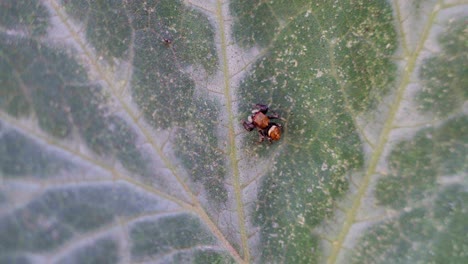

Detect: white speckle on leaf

[316,70,324,78]
[291,59,298,67]
[321,162,328,171]
[298,214,305,226]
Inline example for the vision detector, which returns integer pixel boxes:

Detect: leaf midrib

[215,0,250,262]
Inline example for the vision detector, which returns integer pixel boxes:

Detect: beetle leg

[242,121,255,131]
[258,134,265,143]
[254,104,269,114]
[258,128,267,142]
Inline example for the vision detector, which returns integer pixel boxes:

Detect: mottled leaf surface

[0,0,466,263]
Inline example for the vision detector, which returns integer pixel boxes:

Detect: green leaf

[0,0,466,263]
[417,17,468,117]
[56,237,119,264]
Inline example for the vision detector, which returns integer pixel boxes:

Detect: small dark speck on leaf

[163,38,173,46]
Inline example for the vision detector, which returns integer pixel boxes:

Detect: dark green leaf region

[130,214,216,262]
[0,33,152,178]
[60,0,219,129]
[61,0,132,59]
[234,0,397,112]
[233,0,396,262]
[417,18,468,117]
[0,183,166,255]
[376,116,467,209]
[353,108,468,263]
[353,185,468,264]
[56,237,119,264]
[0,0,49,36]
[175,98,228,204]
[126,0,218,128]
[0,125,73,178]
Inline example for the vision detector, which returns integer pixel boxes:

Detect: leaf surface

[0,0,466,263]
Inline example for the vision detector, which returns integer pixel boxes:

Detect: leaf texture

[0,0,466,263]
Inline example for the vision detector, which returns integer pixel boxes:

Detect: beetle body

[250,111,269,129]
[267,124,281,141]
[242,104,282,143]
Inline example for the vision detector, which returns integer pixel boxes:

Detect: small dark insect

[163,37,173,46]
[243,104,282,143]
